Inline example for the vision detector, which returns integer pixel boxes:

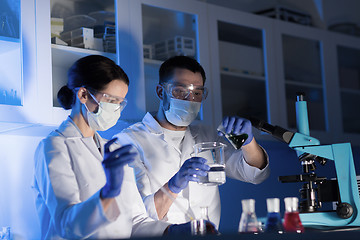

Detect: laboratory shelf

[143,57,163,67]
[285,80,323,89]
[220,70,266,82]
[340,88,360,95]
[51,44,117,108]
[51,44,116,65]
[0,36,20,43]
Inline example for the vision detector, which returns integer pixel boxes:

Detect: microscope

[251,93,360,227]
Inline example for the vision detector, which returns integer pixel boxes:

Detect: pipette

[132,158,196,221]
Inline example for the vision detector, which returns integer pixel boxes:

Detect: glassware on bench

[238,199,261,233]
[265,198,283,233]
[283,197,304,233]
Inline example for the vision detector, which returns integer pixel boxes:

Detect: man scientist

[114,56,270,228]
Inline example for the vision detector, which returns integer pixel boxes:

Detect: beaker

[193,142,226,186]
[283,197,304,233]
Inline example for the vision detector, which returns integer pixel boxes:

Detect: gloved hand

[218,116,254,146]
[165,220,218,235]
[100,138,137,199]
[168,157,210,194]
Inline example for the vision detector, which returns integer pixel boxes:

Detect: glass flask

[265,198,283,233]
[238,199,261,233]
[283,197,304,233]
[217,123,248,149]
[191,206,209,235]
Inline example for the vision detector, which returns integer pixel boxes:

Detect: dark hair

[159,56,206,85]
[57,55,129,110]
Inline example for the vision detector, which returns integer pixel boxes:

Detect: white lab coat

[33,117,170,239]
[114,113,270,228]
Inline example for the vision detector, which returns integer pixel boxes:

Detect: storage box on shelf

[255,5,312,26]
[152,36,195,61]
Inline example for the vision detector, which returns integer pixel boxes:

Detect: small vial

[238,199,261,233]
[283,197,304,233]
[265,198,283,233]
[217,123,248,149]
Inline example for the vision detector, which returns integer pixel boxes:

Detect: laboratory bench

[129,227,360,240]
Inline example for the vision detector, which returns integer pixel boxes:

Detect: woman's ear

[156,84,164,100]
[77,87,88,104]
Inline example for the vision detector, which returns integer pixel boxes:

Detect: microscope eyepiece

[250,117,295,144]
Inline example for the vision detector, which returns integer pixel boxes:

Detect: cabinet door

[123,0,211,124]
[336,43,360,134]
[0,0,21,107]
[49,0,118,124]
[142,4,199,114]
[0,0,41,126]
[274,22,328,136]
[208,5,276,128]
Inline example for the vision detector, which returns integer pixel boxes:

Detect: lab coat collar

[58,117,102,141]
[56,116,84,138]
[142,112,166,135]
[142,112,200,139]
[56,116,104,159]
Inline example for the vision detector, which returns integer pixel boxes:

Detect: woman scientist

[33,55,190,239]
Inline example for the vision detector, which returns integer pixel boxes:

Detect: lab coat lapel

[180,126,199,166]
[79,137,103,161]
[58,117,103,162]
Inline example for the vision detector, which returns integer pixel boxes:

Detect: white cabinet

[207,5,278,135]
[272,21,331,141]
[0,0,47,128]
[207,4,360,145]
[3,0,360,143]
[118,0,212,125]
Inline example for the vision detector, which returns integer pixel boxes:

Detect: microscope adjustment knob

[336,202,353,219]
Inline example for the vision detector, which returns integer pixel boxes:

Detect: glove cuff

[243,134,254,146]
[100,185,121,199]
[168,177,182,194]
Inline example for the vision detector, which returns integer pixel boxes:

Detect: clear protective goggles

[162,83,208,102]
[86,87,127,112]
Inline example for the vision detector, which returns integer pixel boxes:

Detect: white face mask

[164,98,201,127]
[84,101,121,131]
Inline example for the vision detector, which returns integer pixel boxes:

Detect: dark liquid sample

[265,212,283,233]
[227,133,248,149]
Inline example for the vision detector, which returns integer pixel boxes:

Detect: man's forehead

[167,69,203,85]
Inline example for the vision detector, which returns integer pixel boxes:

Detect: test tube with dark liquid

[217,124,248,149]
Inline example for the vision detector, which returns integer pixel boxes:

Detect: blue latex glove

[168,157,210,194]
[166,220,218,235]
[218,116,254,146]
[100,138,136,198]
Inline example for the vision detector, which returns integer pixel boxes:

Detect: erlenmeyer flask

[191,206,209,235]
[238,199,261,233]
[265,198,283,233]
[283,197,304,233]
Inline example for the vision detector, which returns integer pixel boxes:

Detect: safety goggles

[86,88,127,112]
[162,83,208,102]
